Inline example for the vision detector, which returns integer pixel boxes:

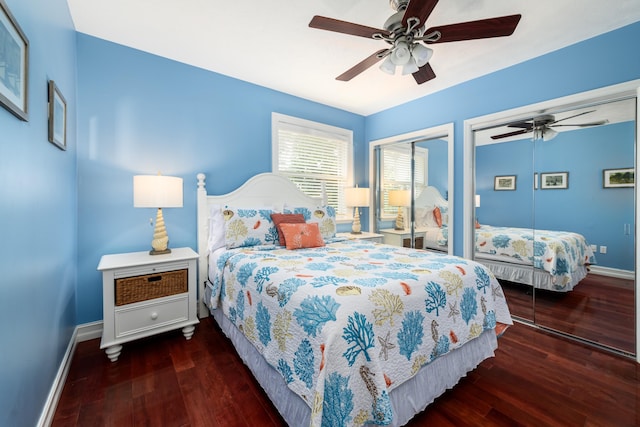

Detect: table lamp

[133,174,183,255]
[345,187,370,234]
[388,189,410,230]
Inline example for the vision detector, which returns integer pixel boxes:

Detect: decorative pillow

[270,213,306,246]
[433,206,442,228]
[223,207,279,248]
[279,222,325,250]
[208,204,226,253]
[284,205,336,240]
[438,204,449,227]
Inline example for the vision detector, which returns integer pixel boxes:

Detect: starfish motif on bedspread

[377,331,395,360]
[448,301,460,322]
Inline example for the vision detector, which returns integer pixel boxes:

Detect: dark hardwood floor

[52,317,639,427]
[501,273,635,354]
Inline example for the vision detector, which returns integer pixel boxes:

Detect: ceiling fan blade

[426,14,521,43]
[402,0,440,28]
[336,49,389,82]
[552,120,609,127]
[309,15,389,39]
[491,128,530,140]
[507,121,534,129]
[412,63,436,84]
[549,110,595,125]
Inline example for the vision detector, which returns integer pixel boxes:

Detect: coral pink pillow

[433,207,442,228]
[279,222,325,250]
[271,213,306,246]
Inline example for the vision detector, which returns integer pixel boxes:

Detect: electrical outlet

[599,246,607,254]
[590,244,597,252]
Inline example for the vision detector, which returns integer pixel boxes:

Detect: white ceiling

[66,0,640,116]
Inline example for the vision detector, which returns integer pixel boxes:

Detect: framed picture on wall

[540,172,568,189]
[603,168,634,188]
[0,0,29,121]
[48,80,67,150]
[494,175,516,191]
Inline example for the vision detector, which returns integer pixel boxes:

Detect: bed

[411,187,596,292]
[196,173,512,427]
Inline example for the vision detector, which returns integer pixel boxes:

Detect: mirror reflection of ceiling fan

[490,111,610,141]
[309,0,521,84]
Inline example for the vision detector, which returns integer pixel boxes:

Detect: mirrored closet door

[369,124,454,255]
[468,82,638,357]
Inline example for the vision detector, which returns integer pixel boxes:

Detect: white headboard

[415,186,446,208]
[196,172,324,317]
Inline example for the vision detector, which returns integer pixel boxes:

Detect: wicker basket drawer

[115,269,187,306]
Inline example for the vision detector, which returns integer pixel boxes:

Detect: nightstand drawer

[115,295,188,338]
[115,269,187,306]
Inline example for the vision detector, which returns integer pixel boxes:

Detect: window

[381,144,428,217]
[272,113,353,218]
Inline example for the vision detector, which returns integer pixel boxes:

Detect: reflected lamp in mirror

[345,187,370,234]
[388,189,411,231]
[475,194,481,228]
[133,174,183,255]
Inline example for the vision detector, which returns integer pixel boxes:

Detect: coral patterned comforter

[207,239,512,427]
[475,225,596,290]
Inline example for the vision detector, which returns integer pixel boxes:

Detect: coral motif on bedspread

[208,240,512,427]
[475,225,596,290]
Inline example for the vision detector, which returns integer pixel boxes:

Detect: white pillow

[415,206,438,228]
[207,204,225,253]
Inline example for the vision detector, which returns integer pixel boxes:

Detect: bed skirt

[476,255,588,292]
[209,303,499,426]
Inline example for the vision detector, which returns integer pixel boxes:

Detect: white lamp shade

[402,59,419,75]
[412,44,433,67]
[379,56,396,75]
[133,175,183,208]
[391,42,411,65]
[388,189,411,207]
[475,194,481,207]
[345,187,370,207]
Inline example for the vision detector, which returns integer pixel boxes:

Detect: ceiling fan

[491,111,610,141]
[309,0,521,84]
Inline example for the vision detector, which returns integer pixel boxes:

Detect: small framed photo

[603,168,634,188]
[540,172,568,189]
[0,0,29,121]
[48,80,67,150]
[494,175,516,191]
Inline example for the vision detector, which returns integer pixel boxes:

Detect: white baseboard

[37,321,104,427]
[589,265,635,280]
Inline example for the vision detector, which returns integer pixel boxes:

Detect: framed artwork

[0,0,29,121]
[494,175,516,191]
[48,80,67,150]
[540,172,568,189]
[603,168,634,188]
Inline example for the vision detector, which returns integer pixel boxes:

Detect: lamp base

[149,248,171,256]
[350,231,363,235]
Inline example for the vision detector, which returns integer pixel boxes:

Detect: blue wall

[0,0,77,425]
[75,34,366,324]
[366,22,640,255]
[477,122,635,271]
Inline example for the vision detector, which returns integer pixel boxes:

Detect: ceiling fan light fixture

[402,58,419,75]
[391,42,411,65]
[379,55,396,75]
[411,44,433,67]
[543,128,558,141]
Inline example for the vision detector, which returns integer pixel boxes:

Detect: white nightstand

[98,247,199,362]
[336,231,384,243]
[379,228,425,248]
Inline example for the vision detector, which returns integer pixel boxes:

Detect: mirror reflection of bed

[472,92,636,356]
